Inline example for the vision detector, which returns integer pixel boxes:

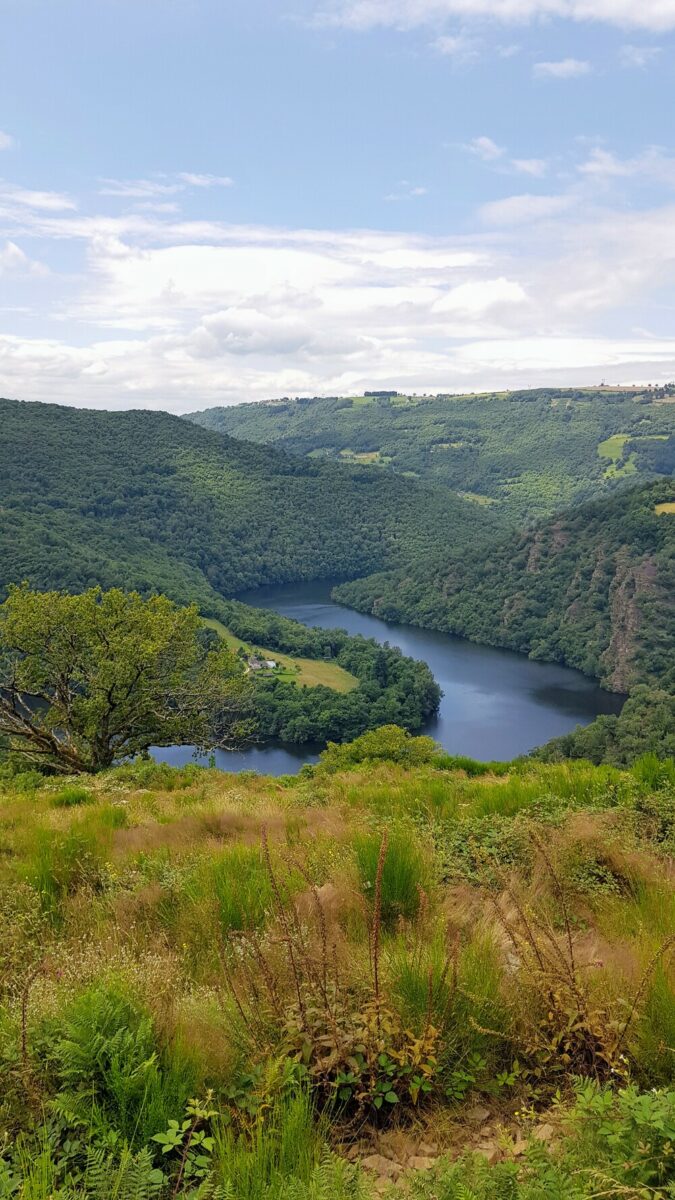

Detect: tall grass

[353,829,428,926]
[203,845,274,934]
[51,785,94,808]
[213,1090,323,1198]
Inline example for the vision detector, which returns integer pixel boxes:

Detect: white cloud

[385,180,429,199]
[0,131,14,151]
[578,145,675,186]
[0,181,76,211]
[177,172,233,188]
[432,32,480,61]
[0,240,48,277]
[5,165,675,408]
[465,135,506,161]
[99,178,184,198]
[99,173,233,199]
[619,43,662,66]
[479,192,576,224]
[319,0,675,33]
[533,57,591,77]
[133,201,182,214]
[511,157,548,176]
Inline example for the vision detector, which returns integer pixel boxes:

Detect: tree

[0,585,253,773]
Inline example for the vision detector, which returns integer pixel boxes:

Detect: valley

[0,389,673,1200]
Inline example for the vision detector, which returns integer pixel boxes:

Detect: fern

[279,1151,370,1200]
[82,1144,164,1200]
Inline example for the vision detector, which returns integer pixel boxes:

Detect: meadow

[203,620,358,693]
[1,726,673,1198]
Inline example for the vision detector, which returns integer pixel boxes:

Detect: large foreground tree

[0,584,253,773]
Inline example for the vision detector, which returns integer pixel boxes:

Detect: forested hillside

[191,388,675,520]
[0,398,499,609]
[336,481,675,762]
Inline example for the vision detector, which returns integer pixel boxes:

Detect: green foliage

[191,388,675,523]
[0,585,251,773]
[568,1080,675,1190]
[251,645,441,745]
[0,397,492,608]
[186,846,275,935]
[317,725,441,772]
[30,823,108,919]
[1,735,674,1197]
[152,1093,217,1189]
[213,1090,324,1198]
[41,982,197,1147]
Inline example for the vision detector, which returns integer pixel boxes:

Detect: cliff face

[599,553,659,692]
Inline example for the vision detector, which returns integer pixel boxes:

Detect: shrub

[568,1081,675,1192]
[318,725,440,773]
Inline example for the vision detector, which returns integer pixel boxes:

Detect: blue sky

[2,0,675,409]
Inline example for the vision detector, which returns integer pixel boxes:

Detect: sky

[2,0,675,410]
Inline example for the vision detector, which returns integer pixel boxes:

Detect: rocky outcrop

[599,551,659,692]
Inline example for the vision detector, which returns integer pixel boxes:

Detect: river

[152,580,624,775]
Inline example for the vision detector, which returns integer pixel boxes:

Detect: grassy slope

[190,388,675,521]
[0,732,673,1196]
[204,617,358,692]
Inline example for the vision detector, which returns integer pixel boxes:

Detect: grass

[51,785,94,808]
[203,618,358,692]
[655,501,675,515]
[597,433,638,478]
[0,737,673,1196]
[456,490,499,506]
[353,829,429,926]
[338,448,392,466]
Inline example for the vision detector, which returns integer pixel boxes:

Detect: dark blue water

[152,580,624,775]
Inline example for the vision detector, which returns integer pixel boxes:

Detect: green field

[338,448,391,465]
[204,618,358,692]
[656,500,675,514]
[597,433,637,478]
[457,489,499,506]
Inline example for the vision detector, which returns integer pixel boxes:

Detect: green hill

[0,397,500,609]
[190,388,675,521]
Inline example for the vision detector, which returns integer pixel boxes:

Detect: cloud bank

[2,159,675,410]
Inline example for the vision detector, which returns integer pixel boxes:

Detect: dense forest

[191,388,675,521]
[0,398,500,609]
